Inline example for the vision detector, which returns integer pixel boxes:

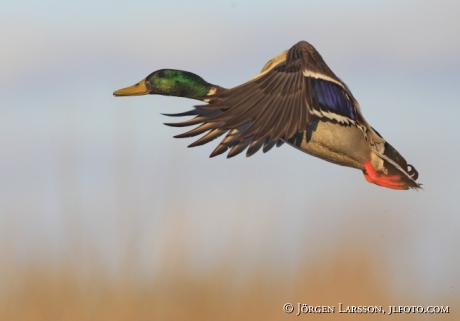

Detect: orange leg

[362,161,407,190]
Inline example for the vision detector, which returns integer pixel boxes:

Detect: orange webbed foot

[362,161,408,190]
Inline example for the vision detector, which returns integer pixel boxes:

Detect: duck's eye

[135,83,139,87]
[158,71,165,77]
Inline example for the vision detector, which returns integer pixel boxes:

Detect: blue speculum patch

[313,78,356,120]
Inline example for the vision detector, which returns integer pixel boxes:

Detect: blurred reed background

[1,0,459,320]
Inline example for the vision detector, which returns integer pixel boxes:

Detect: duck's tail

[375,141,421,190]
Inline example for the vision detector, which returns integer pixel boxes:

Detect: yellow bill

[113,78,149,96]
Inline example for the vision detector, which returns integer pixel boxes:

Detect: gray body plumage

[285,120,375,171]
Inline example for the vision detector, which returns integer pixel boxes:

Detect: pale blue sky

[1,0,459,305]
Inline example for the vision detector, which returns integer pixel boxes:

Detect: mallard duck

[114,41,420,190]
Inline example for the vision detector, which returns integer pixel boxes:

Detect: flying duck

[114,41,420,190]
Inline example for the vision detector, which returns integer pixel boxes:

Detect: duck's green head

[113,69,214,100]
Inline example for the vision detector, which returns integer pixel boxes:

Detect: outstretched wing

[165,41,374,158]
